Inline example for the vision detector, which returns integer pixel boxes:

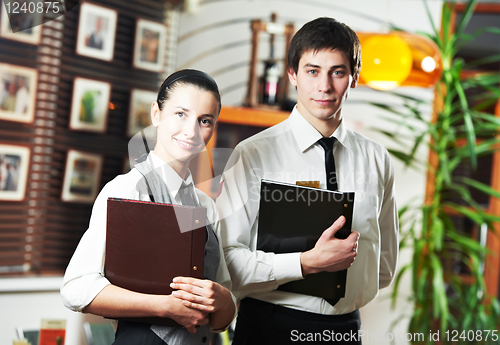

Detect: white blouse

[61,152,235,317]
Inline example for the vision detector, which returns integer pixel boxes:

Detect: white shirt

[216,107,399,315]
[61,152,235,315]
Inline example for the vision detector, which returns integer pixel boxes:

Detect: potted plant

[371,0,500,343]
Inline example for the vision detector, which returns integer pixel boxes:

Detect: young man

[216,17,398,344]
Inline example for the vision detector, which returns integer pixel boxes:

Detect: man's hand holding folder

[300,215,360,276]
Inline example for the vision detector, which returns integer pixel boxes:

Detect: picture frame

[0,1,42,45]
[0,63,38,123]
[75,2,117,61]
[133,18,167,72]
[70,77,111,133]
[0,143,30,201]
[61,150,102,203]
[127,88,155,137]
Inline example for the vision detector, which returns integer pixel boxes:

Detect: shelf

[219,106,289,127]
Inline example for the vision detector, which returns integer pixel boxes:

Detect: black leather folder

[257,179,355,300]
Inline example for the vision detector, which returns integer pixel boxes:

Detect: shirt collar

[149,152,194,198]
[289,106,323,152]
[289,106,351,152]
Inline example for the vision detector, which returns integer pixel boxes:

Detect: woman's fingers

[170,276,233,317]
[181,299,215,312]
[171,290,215,311]
[172,277,214,289]
[171,277,217,299]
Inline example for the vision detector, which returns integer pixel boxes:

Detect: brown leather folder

[105,197,206,326]
[257,179,355,300]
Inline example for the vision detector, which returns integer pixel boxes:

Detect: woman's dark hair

[157,69,221,114]
[287,17,361,78]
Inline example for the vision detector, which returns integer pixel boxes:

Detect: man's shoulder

[346,127,390,157]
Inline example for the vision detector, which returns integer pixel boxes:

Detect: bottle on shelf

[261,13,280,106]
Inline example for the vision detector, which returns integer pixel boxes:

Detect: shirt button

[202,336,207,343]
[184,189,188,194]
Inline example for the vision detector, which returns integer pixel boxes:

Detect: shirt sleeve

[60,174,139,312]
[378,151,399,289]
[216,147,303,299]
[198,192,238,332]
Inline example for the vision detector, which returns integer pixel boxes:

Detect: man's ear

[151,102,161,127]
[351,73,359,88]
[287,67,298,87]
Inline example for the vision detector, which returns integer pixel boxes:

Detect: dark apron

[112,155,220,345]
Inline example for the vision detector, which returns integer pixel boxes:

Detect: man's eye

[308,70,317,75]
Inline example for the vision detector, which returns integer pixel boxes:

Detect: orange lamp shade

[357,32,442,90]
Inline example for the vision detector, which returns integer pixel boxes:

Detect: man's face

[288,48,357,128]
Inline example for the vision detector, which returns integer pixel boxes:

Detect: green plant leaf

[391,263,411,308]
[460,177,500,199]
[467,53,500,68]
[387,149,415,167]
[446,202,500,223]
[455,0,477,37]
[423,0,441,47]
[430,253,448,328]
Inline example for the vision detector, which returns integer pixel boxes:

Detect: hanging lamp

[357,32,442,90]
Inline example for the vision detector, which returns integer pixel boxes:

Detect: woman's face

[151,84,218,174]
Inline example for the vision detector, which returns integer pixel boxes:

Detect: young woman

[61,69,236,344]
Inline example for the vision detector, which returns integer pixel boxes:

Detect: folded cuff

[273,252,303,286]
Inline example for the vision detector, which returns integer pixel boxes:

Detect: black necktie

[317,137,338,191]
[317,137,342,307]
[179,183,198,207]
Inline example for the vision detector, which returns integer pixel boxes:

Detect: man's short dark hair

[287,17,361,77]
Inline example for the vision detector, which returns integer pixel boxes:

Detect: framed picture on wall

[61,150,103,203]
[133,18,167,72]
[127,88,156,137]
[70,77,111,133]
[75,2,117,61]
[0,143,30,201]
[0,1,42,44]
[0,63,38,123]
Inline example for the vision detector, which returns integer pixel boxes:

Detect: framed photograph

[76,2,117,61]
[0,63,38,123]
[0,144,30,201]
[61,150,102,203]
[133,18,167,72]
[0,1,42,44]
[70,77,111,132]
[127,88,155,137]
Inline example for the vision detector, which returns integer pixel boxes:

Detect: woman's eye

[176,112,186,118]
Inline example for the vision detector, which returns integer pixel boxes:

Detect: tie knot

[179,183,198,207]
[317,137,336,152]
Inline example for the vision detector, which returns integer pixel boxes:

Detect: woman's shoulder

[194,188,218,222]
[98,168,144,200]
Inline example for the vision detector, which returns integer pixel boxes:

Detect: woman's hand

[170,277,232,313]
[82,284,209,334]
[170,277,236,331]
[163,294,209,334]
